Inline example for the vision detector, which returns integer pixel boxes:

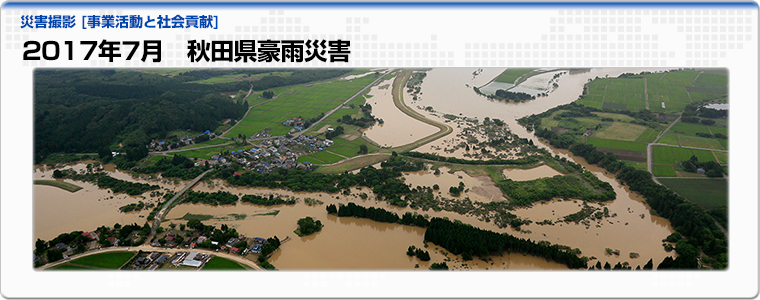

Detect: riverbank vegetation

[326,202,430,227]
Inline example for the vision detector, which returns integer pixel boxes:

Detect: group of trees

[240,194,296,206]
[261,91,275,99]
[96,176,160,196]
[325,125,344,139]
[133,155,208,180]
[493,89,534,102]
[119,201,146,213]
[181,190,239,206]
[326,202,430,227]
[337,108,377,129]
[424,217,588,269]
[406,245,431,261]
[295,217,323,236]
[681,155,725,177]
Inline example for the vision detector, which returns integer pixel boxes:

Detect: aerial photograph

[33,67,728,271]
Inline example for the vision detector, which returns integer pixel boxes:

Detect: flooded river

[362,77,438,147]
[35,67,680,269]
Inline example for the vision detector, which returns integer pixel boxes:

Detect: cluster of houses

[147,130,216,152]
[195,135,333,174]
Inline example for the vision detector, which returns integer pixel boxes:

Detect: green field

[714,151,728,164]
[53,251,135,270]
[50,263,98,270]
[653,145,723,166]
[297,150,345,164]
[634,128,661,143]
[494,68,537,83]
[592,122,648,141]
[187,72,293,85]
[33,180,83,192]
[201,256,249,270]
[623,161,648,171]
[659,178,728,210]
[225,75,377,138]
[577,70,727,113]
[653,145,676,164]
[586,138,647,152]
[652,164,677,177]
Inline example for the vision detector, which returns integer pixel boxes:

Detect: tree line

[326,202,430,227]
[241,194,296,206]
[424,217,588,269]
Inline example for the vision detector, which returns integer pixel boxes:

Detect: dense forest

[34,69,351,163]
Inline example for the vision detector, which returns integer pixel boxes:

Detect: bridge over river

[150,169,212,237]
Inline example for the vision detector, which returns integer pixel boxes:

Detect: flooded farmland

[34,67,682,270]
[33,162,185,241]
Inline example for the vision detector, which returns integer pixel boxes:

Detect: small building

[155,254,170,265]
[252,237,267,244]
[250,244,262,254]
[54,243,68,251]
[135,257,151,266]
[230,247,240,254]
[197,236,208,243]
[697,168,706,174]
[181,252,203,268]
[583,130,593,137]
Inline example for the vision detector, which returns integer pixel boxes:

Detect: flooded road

[362,77,438,147]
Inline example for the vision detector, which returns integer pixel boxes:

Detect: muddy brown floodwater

[35,68,680,269]
[405,68,677,267]
[403,167,506,203]
[502,165,562,181]
[166,180,567,270]
[33,162,186,241]
[362,77,438,147]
